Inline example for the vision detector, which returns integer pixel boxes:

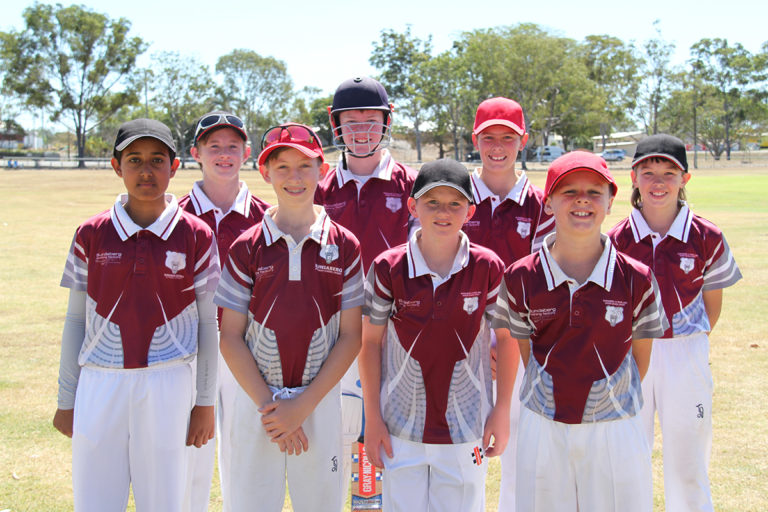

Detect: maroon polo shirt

[461,170,554,266]
[608,205,742,338]
[215,208,364,389]
[315,151,417,271]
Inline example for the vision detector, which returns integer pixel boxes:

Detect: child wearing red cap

[179,110,270,512]
[464,96,553,511]
[54,119,220,511]
[608,134,742,511]
[493,151,668,511]
[215,123,363,512]
[360,158,514,512]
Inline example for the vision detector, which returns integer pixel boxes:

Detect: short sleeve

[363,259,394,325]
[214,236,254,315]
[60,229,88,291]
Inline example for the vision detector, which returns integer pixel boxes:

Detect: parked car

[533,146,565,162]
[599,149,626,161]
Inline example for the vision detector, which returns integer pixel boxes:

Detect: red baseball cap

[544,151,618,198]
[473,97,526,136]
[257,123,324,166]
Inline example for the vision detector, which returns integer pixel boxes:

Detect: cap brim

[631,153,687,172]
[547,167,618,198]
[412,182,474,203]
[473,120,525,136]
[115,134,174,153]
[258,143,323,166]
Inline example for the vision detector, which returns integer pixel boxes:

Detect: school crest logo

[165,251,186,274]
[516,221,531,238]
[320,244,339,263]
[385,196,402,213]
[605,305,624,327]
[680,257,695,274]
[463,296,479,314]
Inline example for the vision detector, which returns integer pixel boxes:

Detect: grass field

[1,165,766,511]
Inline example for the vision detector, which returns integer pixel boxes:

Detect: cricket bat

[350,439,383,510]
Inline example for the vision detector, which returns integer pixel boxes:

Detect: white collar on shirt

[406,228,471,289]
[189,180,251,217]
[469,169,530,206]
[539,232,617,292]
[111,193,182,241]
[261,205,332,248]
[629,203,693,243]
[335,149,395,188]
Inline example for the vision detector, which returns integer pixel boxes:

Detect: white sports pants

[183,353,237,512]
[382,436,487,512]
[341,358,363,510]
[641,332,714,512]
[229,383,344,512]
[72,363,194,512]
[516,407,652,512]
[496,355,523,512]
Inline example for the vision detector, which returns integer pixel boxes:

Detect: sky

[3,0,767,129]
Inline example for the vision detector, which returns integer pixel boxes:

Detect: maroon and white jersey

[179,180,269,263]
[179,181,269,324]
[608,205,742,338]
[493,235,668,424]
[60,194,220,369]
[214,207,364,389]
[315,149,417,270]
[461,170,554,265]
[364,231,505,444]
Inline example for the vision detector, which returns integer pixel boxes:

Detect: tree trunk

[77,128,86,169]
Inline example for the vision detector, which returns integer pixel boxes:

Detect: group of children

[54,76,741,512]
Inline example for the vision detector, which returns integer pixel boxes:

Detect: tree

[580,35,643,133]
[150,52,217,168]
[421,49,475,160]
[370,27,433,161]
[0,3,145,167]
[637,21,676,134]
[690,38,765,160]
[455,25,604,159]
[216,49,294,165]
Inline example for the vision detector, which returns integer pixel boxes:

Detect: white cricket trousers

[340,358,363,510]
[229,383,344,512]
[496,355,524,512]
[72,363,194,512]
[641,332,714,512]
[184,353,237,512]
[516,407,652,512]
[382,436,488,512]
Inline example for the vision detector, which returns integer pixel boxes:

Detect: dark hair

[631,157,687,209]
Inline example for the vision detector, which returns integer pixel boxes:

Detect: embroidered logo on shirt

[385,196,402,213]
[255,265,275,281]
[516,219,531,238]
[320,244,339,263]
[396,299,421,312]
[165,251,186,274]
[462,296,479,314]
[530,308,557,323]
[680,256,695,274]
[604,305,624,327]
[95,252,122,265]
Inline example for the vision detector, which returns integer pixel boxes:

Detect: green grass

[1,166,767,511]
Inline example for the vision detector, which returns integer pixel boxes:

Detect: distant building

[592,130,645,155]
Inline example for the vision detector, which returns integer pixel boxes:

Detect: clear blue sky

[3,0,766,127]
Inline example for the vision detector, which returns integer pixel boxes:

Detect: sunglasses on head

[261,124,319,150]
[194,114,245,140]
